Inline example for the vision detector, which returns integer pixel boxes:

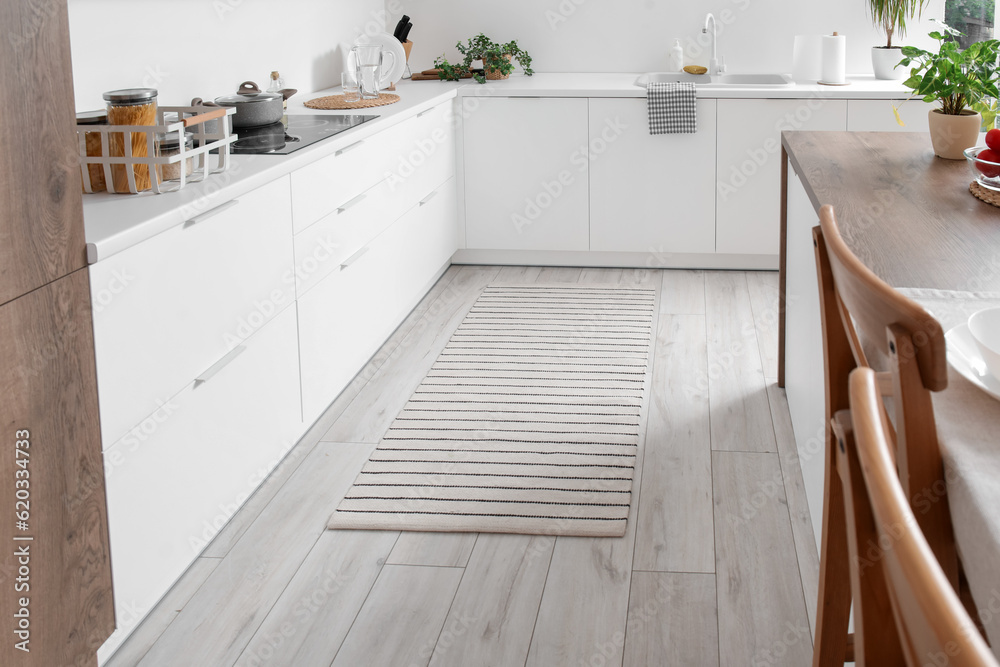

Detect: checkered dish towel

[647,81,697,134]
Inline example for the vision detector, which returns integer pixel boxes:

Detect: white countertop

[82,72,916,263]
[446,72,916,99]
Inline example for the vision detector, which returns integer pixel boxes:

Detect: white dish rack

[77,105,238,194]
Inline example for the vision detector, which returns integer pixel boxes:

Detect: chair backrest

[816,205,947,391]
[814,205,956,584]
[847,367,998,667]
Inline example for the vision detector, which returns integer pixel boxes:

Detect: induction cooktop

[231,113,379,155]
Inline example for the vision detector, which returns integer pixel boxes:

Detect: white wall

[68,0,385,112]
[388,0,946,76]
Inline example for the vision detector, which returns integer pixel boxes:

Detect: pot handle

[279,88,298,102]
[191,97,221,107]
[238,81,261,94]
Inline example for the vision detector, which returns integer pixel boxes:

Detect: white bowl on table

[968,307,1000,379]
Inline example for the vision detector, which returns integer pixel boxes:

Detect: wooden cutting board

[411,68,474,80]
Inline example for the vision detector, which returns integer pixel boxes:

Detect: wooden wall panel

[0,269,114,667]
[0,0,113,663]
[0,0,88,306]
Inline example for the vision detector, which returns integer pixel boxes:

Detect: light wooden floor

[107,266,820,667]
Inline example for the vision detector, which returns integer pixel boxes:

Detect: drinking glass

[341,73,360,102]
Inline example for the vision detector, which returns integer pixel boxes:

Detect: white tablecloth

[902,288,1000,656]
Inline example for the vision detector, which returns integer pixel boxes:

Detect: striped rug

[327,284,657,537]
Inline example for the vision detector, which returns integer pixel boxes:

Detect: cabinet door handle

[419,190,439,206]
[417,107,435,118]
[184,199,238,228]
[340,246,369,270]
[335,140,364,156]
[195,345,246,385]
[337,193,367,214]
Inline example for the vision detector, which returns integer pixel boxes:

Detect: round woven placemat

[970,180,1000,208]
[304,93,400,110]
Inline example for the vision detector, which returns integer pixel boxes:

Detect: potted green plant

[434,34,533,84]
[898,22,1000,159]
[868,0,929,79]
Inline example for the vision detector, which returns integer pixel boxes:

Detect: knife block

[402,40,413,81]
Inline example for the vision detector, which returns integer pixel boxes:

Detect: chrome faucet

[703,13,727,76]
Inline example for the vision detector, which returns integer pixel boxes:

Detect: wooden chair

[812,204,960,666]
[831,367,998,667]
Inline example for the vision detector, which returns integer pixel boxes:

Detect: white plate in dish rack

[945,323,1000,401]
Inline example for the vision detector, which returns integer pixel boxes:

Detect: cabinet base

[452,249,778,271]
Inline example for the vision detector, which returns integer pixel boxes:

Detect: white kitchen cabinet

[297,222,400,423]
[847,98,933,132]
[90,176,296,448]
[782,165,833,553]
[293,102,456,297]
[102,305,302,650]
[464,97,590,251]
[715,99,847,256]
[297,177,458,423]
[391,177,459,316]
[589,98,717,254]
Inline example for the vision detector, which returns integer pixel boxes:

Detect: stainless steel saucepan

[214,81,296,129]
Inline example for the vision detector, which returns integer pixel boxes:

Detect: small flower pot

[928,109,982,160]
[485,54,513,80]
[871,46,907,80]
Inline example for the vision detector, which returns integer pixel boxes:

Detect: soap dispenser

[670,39,684,72]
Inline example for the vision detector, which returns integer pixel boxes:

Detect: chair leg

[834,412,906,666]
[812,425,852,667]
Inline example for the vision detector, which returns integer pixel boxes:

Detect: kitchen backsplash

[68,0,384,111]
[388,0,946,76]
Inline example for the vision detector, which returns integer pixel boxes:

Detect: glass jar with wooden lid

[103,88,158,193]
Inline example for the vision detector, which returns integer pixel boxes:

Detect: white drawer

[297,225,402,423]
[390,177,459,313]
[102,305,302,647]
[90,176,295,448]
[291,113,456,297]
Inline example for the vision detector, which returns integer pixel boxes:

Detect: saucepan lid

[215,81,283,106]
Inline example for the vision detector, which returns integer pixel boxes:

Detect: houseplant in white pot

[869,0,929,79]
[899,23,1000,159]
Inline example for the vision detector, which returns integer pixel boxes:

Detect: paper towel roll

[821,33,846,84]
[792,35,823,83]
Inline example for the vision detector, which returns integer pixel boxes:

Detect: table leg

[779,146,789,388]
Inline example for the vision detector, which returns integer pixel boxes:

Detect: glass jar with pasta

[77,110,108,192]
[102,88,158,193]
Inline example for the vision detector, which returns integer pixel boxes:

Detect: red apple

[987,128,1000,151]
[977,148,1000,178]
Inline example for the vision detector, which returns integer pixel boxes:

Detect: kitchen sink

[634,72,793,88]
[636,72,707,85]
[709,73,793,86]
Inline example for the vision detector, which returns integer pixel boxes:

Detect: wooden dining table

[779,131,1000,655]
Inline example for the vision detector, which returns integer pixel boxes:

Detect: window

[945,0,995,48]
